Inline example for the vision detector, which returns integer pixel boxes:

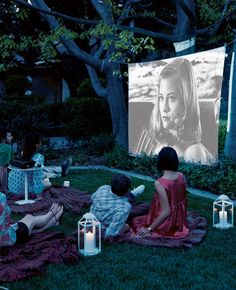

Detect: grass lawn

[4,169,236,290]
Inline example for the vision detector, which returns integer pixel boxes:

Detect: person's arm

[32,153,44,167]
[136,181,170,237]
[105,203,131,238]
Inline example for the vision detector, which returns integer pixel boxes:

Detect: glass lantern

[213,195,234,229]
[78,212,101,256]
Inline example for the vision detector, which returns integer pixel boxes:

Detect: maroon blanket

[8,186,92,214]
[0,232,78,282]
[105,211,207,248]
[0,186,91,282]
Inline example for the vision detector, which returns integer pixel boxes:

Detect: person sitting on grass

[90,173,147,238]
[133,146,189,238]
[8,132,45,199]
[0,129,14,194]
[0,191,64,247]
[8,132,72,199]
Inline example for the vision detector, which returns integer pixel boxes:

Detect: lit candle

[219,210,227,224]
[84,231,95,253]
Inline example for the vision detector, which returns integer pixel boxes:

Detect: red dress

[132,172,189,238]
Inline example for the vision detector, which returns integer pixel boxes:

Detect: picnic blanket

[0,232,78,282]
[0,186,91,282]
[105,211,207,248]
[8,186,92,214]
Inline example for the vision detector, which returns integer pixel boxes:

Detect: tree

[224,32,236,161]
[2,0,236,153]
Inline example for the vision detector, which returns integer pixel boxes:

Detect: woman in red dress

[133,146,189,238]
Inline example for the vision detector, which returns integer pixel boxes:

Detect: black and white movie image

[128,47,225,165]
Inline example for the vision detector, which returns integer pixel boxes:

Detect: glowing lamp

[78,212,101,256]
[213,195,234,229]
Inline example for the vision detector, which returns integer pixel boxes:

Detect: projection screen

[128,47,225,165]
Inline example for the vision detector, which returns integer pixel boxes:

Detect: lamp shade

[78,212,101,256]
[213,195,234,229]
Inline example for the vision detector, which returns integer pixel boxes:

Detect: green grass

[3,169,236,290]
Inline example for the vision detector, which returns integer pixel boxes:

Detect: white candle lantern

[78,212,101,256]
[213,195,234,229]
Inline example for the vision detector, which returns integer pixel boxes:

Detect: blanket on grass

[8,186,91,214]
[105,211,207,248]
[0,186,90,282]
[0,232,78,282]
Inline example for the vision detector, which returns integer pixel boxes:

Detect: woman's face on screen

[158,76,185,130]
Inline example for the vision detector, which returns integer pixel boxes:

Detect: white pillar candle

[84,231,95,253]
[63,180,70,187]
[219,210,227,224]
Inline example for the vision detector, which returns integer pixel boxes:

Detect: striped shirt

[90,185,131,237]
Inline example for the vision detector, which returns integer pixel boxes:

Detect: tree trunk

[105,63,128,147]
[224,39,236,162]
[173,0,196,56]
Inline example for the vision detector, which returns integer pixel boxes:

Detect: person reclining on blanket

[90,173,148,238]
[133,146,189,238]
[0,129,14,194]
[8,132,72,199]
[0,191,64,247]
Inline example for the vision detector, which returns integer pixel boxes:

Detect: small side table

[9,166,42,205]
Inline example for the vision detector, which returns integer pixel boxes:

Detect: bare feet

[32,204,64,233]
[48,203,64,226]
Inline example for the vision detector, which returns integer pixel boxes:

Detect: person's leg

[43,156,72,179]
[32,205,63,233]
[43,166,62,179]
[43,178,52,189]
[18,203,62,235]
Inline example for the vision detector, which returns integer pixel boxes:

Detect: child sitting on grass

[133,146,189,238]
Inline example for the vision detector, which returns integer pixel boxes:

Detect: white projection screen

[128,47,225,165]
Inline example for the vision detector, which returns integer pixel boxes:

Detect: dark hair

[111,174,131,196]
[157,147,179,171]
[22,132,42,160]
[0,128,10,142]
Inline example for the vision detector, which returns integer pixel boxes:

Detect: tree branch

[117,0,142,25]
[117,24,183,42]
[90,0,107,21]
[14,0,236,46]
[175,0,196,23]
[13,0,98,26]
[86,64,108,100]
[119,15,175,29]
[28,0,107,71]
[197,3,236,36]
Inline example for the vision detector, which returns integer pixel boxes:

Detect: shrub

[218,119,227,153]
[73,152,90,165]
[104,146,133,169]
[0,98,49,141]
[5,74,31,96]
[132,154,158,177]
[78,134,114,156]
[64,97,112,140]
[76,78,106,99]
[0,93,112,140]
[103,126,236,197]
